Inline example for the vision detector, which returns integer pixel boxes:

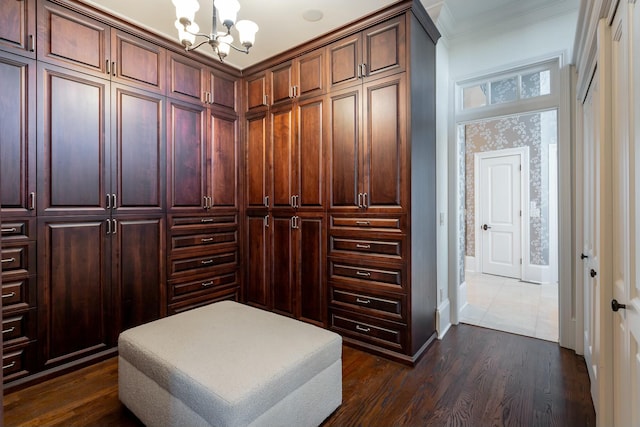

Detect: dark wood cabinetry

[0,0,36,58]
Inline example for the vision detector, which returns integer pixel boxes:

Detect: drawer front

[330,309,406,352]
[170,215,237,230]
[1,243,35,276]
[330,260,403,289]
[2,342,36,383]
[170,250,237,277]
[2,279,29,309]
[330,236,402,258]
[2,310,35,346]
[170,270,238,300]
[1,219,35,242]
[330,215,403,231]
[331,287,405,321]
[168,286,239,315]
[171,230,237,251]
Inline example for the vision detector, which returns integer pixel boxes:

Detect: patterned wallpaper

[463,111,556,266]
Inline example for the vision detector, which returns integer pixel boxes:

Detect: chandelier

[172,0,259,62]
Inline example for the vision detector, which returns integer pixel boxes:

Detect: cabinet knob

[611,299,627,312]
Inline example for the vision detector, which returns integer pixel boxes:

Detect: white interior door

[479,152,521,278]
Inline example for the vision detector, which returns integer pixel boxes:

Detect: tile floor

[460,272,559,342]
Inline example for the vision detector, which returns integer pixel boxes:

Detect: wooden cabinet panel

[111,29,165,93]
[167,99,207,212]
[112,84,165,214]
[1,242,35,278]
[0,0,36,57]
[245,214,269,308]
[209,70,236,111]
[328,34,361,90]
[297,50,325,99]
[0,219,36,242]
[113,217,165,332]
[2,276,35,315]
[169,249,237,277]
[331,287,405,321]
[271,214,295,316]
[38,219,110,368]
[246,73,268,112]
[169,269,237,301]
[167,52,204,103]
[245,113,269,208]
[0,53,36,216]
[330,307,406,352]
[298,215,325,325]
[330,235,403,258]
[297,96,325,208]
[270,62,293,105]
[38,64,109,216]
[38,0,110,77]
[2,342,37,383]
[362,16,405,80]
[209,110,238,208]
[271,105,295,208]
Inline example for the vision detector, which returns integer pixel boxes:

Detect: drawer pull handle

[201,238,214,243]
[201,218,215,223]
[356,325,371,333]
[355,221,371,226]
[201,259,215,265]
[1,228,17,233]
[3,362,16,370]
[3,327,15,334]
[356,271,371,277]
[1,258,15,264]
[202,281,214,287]
[2,292,16,299]
[356,298,371,304]
[355,244,371,249]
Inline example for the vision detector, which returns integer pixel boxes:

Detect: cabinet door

[38,64,110,216]
[362,16,405,81]
[362,74,406,211]
[111,29,165,93]
[208,109,238,208]
[167,52,205,104]
[328,86,362,210]
[296,95,325,209]
[245,72,268,112]
[0,53,36,216]
[270,61,293,106]
[208,69,237,111]
[271,104,295,209]
[245,113,270,208]
[298,214,325,325]
[38,0,111,78]
[0,0,36,58]
[112,84,165,214]
[114,216,165,333]
[328,33,362,90]
[245,214,269,308]
[167,99,207,212]
[38,218,111,368]
[271,213,295,317]
[296,49,325,99]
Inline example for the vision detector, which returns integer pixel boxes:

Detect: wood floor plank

[3,324,595,427]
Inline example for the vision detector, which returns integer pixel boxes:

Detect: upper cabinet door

[270,104,295,209]
[0,0,36,58]
[328,33,362,91]
[270,61,294,106]
[296,95,326,209]
[362,16,405,81]
[208,109,238,209]
[38,63,110,216]
[38,0,111,78]
[0,53,36,216]
[208,69,237,112]
[167,52,205,104]
[296,49,326,99]
[111,29,165,93]
[245,112,270,209]
[112,84,165,214]
[245,72,268,113]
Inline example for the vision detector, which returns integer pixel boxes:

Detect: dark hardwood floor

[3,324,595,427]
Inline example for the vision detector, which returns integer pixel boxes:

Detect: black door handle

[580,253,589,260]
[482,224,491,231]
[590,269,597,278]
[611,299,627,312]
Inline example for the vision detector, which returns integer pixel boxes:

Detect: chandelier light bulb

[214,0,240,29]
[175,19,199,47]
[235,20,258,48]
[172,0,200,26]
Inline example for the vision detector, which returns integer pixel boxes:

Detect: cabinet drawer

[331,287,405,321]
[1,242,35,277]
[1,219,35,242]
[2,277,34,313]
[171,230,237,251]
[330,215,404,231]
[169,250,237,277]
[169,270,238,301]
[330,309,406,352]
[330,236,402,258]
[2,342,36,383]
[2,310,35,346]
[170,215,237,234]
[329,260,403,289]
[168,286,239,315]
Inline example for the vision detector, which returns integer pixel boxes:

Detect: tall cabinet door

[296,95,326,209]
[271,213,295,317]
[271,104,295,209]
[245,113,270,209]
[298,213,325,325]
[362,74,406,211]
[0,0,36,58]
[167,99,207,212]
[38,218,110,369]
[209,109,238,209]
[112,84,165,215]
[245,213,269,308]
[114,216,165,333]
[0,53,36,216]
[37,63,110,216]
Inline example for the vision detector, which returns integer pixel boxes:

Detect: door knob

[611,299,627,312]
[580,253,589,260]
[590,269,597,278]
[482,224,491,231]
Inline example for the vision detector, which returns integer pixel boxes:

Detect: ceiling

[79,0,579,70]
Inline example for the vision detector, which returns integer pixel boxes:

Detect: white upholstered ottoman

[118,301,342,427]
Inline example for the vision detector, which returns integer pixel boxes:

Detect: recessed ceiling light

[302,9,324,22]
